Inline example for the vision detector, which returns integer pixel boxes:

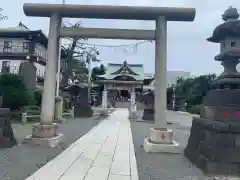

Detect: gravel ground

[0,116,103,180]
[131,110,207,180]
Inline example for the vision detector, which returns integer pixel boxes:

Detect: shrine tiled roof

[107,61,143,75]
[96,61,153,81]
[97,74,144,81]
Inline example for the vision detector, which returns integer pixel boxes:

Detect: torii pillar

[143,16,179,153]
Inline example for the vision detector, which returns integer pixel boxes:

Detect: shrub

[0,74,31,110]
[34,90,43,106]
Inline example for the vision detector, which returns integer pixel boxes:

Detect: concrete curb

[176,111,199,117]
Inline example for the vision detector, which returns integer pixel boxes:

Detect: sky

[1,0,240,76]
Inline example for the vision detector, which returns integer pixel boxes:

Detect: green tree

[174,74,216,105]
[33,90,43,107]
[91,64,106,80]
[0,74,31,110]
[73,59,88,83]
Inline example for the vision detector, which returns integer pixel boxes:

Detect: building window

[23,42,29,50]
[231,41,236,47]
[3,41,12,52]
[4,41,12,48]
[1,61,10,73]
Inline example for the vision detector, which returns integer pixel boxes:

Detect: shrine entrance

[23,3,195,153]
[94,60,151,106]
[119,90,130,99]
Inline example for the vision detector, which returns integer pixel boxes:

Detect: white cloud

[1,0,240,75]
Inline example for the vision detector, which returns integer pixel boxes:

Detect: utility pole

[87,54,92,103]
[172,87,176,110]
[85,47,99,103]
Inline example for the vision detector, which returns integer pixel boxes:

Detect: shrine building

[94,60,154,108]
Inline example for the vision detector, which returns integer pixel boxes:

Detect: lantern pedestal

[74,103,93,117]
[142,90,155,122]
[73,86,93,118]
[185,117,240,175]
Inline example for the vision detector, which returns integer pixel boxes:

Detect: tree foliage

[33,90,43,107]
[168,74,217,106]
[74,61,89,83]
[91,64,106,80]
[0,74,31,110]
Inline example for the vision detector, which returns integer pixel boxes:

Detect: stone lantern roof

[207,6,240,43]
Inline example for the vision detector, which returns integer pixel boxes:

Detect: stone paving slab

[25,109,138,180]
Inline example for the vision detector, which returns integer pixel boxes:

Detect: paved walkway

[26,109,138,180]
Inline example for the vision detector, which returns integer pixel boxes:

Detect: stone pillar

[54,96,66,124]
[41,13,61,124]
[154,16,167,128]
[129,87,137,119]
[18,61,37,95]
[143,16,179,153]
[100,85,108,116]
[102,85,108,108]
[23,14,64,148]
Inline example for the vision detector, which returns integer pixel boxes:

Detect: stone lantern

[184,7,240,175]
[142,89,155,121]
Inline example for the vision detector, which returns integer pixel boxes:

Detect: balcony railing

[0,65,44,78]
[0,45,29,53]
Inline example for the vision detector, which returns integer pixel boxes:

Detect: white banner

[102,91,108,108]
[131,93,136,105]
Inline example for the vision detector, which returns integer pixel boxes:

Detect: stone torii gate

[23,3,196,151]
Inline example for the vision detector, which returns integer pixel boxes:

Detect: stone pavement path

[26,108,138,180]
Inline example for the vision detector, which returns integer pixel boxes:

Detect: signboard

[131,93,136,104]
[102,91,108,108]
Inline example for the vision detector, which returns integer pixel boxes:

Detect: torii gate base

[22,3,195,150]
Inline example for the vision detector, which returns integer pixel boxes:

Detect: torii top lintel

[23,3,196,22]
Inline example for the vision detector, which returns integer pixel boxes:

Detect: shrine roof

[97,74,144,81]
[95,61,154,81]
[108,61,143,74]
[96,60,153,81]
